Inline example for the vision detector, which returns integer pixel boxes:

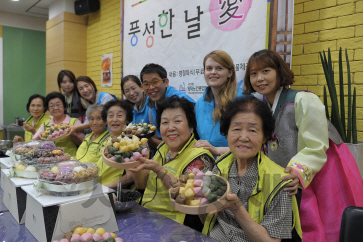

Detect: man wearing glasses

[140,63,195,147]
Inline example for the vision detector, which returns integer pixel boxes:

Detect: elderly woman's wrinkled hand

[39,135,47,141]
[13,135,24,143]
[193,140,219,156]
[66,125,77,136]
[209,193,243,215]
[23,123,36,134]
[67,127,79,137]
[128,156,162,174]
[282,167,299,196]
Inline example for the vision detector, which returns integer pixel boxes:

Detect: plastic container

[114,189,141,213]
[0,140,13,152]
[36,161,99,196]
[11,161,52,179]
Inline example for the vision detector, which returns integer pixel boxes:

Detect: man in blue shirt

[140,63,195,147]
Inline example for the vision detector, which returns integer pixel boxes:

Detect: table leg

[3,127,8,140]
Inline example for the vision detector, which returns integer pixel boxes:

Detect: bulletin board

[2,26,46,126]
[122,0,271,101]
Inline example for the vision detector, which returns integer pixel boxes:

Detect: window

[269,0,294,66]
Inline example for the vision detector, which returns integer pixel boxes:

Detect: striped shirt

[210,158,292,242]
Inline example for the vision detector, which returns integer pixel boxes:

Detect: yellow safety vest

[24,113,50,142]
[142,134,214,224]
[76,130,110,164]
[47,118,78,158]
[202,151,302,240]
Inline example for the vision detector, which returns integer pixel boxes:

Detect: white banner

[0,37,3,130]
[123,0,269,101]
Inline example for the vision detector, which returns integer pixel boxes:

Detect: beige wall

[86,0,122,98]
[292,0,363,140]
[46,12,88,93]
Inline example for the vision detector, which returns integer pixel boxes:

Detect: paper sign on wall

[101,53,113,87]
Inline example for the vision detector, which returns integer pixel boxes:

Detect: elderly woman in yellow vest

[33,92,84,157]
[76,104,110,164]
[201,96,302,242]
[129,96,215,231]
[14,94,50,143]
[97,99,134,189]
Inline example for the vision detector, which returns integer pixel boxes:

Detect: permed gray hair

[86,104,104,120]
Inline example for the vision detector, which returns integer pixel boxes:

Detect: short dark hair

[243,49,294,94]
[45,92,67,114]
[76,76,98,96]
[57,70,76,93]
[220,96,275,143]
[156,96,196,132]
[101,99,133,123]
[121,75,142,94]
[26,94,46,113]
[139,63,167,82]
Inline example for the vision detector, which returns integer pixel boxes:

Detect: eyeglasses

[141,79,164,90]
[48,103,63,109]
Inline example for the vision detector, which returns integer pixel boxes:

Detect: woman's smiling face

[107,105,127,136]
[204,57,232,91]
[60,75,74,93]
[249,66,280,104]
[77,81,96,102]
[48,98,65,119]
[123,80,144,105]
[29,98,45,119]
[227,112,266,164]
[89,110,106,134]
[160,107,193,154]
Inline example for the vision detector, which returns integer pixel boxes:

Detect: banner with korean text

[123,0,270,101]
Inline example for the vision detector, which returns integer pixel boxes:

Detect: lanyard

[65,94,73,116]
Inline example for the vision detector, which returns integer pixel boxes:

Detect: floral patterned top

[165,151,214,175]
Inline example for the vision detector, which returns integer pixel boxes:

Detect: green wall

[3,26,46,128]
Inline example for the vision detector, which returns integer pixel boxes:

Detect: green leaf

[339,47,345,135]
[323,86,329,119]
[352,88,357,144]
[320,49,346,141]
[346,48,352,143]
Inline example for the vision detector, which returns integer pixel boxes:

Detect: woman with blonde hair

[194,50,246,156]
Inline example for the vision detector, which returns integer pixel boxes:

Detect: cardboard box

[0,157,13,170]
[0,168,7,190]
[1,169,35,224]
[23,183,117,242]
[1,157,14,190]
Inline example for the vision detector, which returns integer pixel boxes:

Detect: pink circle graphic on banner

[209,0,253,31]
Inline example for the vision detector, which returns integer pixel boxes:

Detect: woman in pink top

[33,92,84,157]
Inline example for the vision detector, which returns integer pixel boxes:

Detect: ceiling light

[12,0,20,1]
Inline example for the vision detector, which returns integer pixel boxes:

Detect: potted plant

[320,48,363,177]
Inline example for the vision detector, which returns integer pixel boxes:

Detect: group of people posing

[14,49,363,242]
